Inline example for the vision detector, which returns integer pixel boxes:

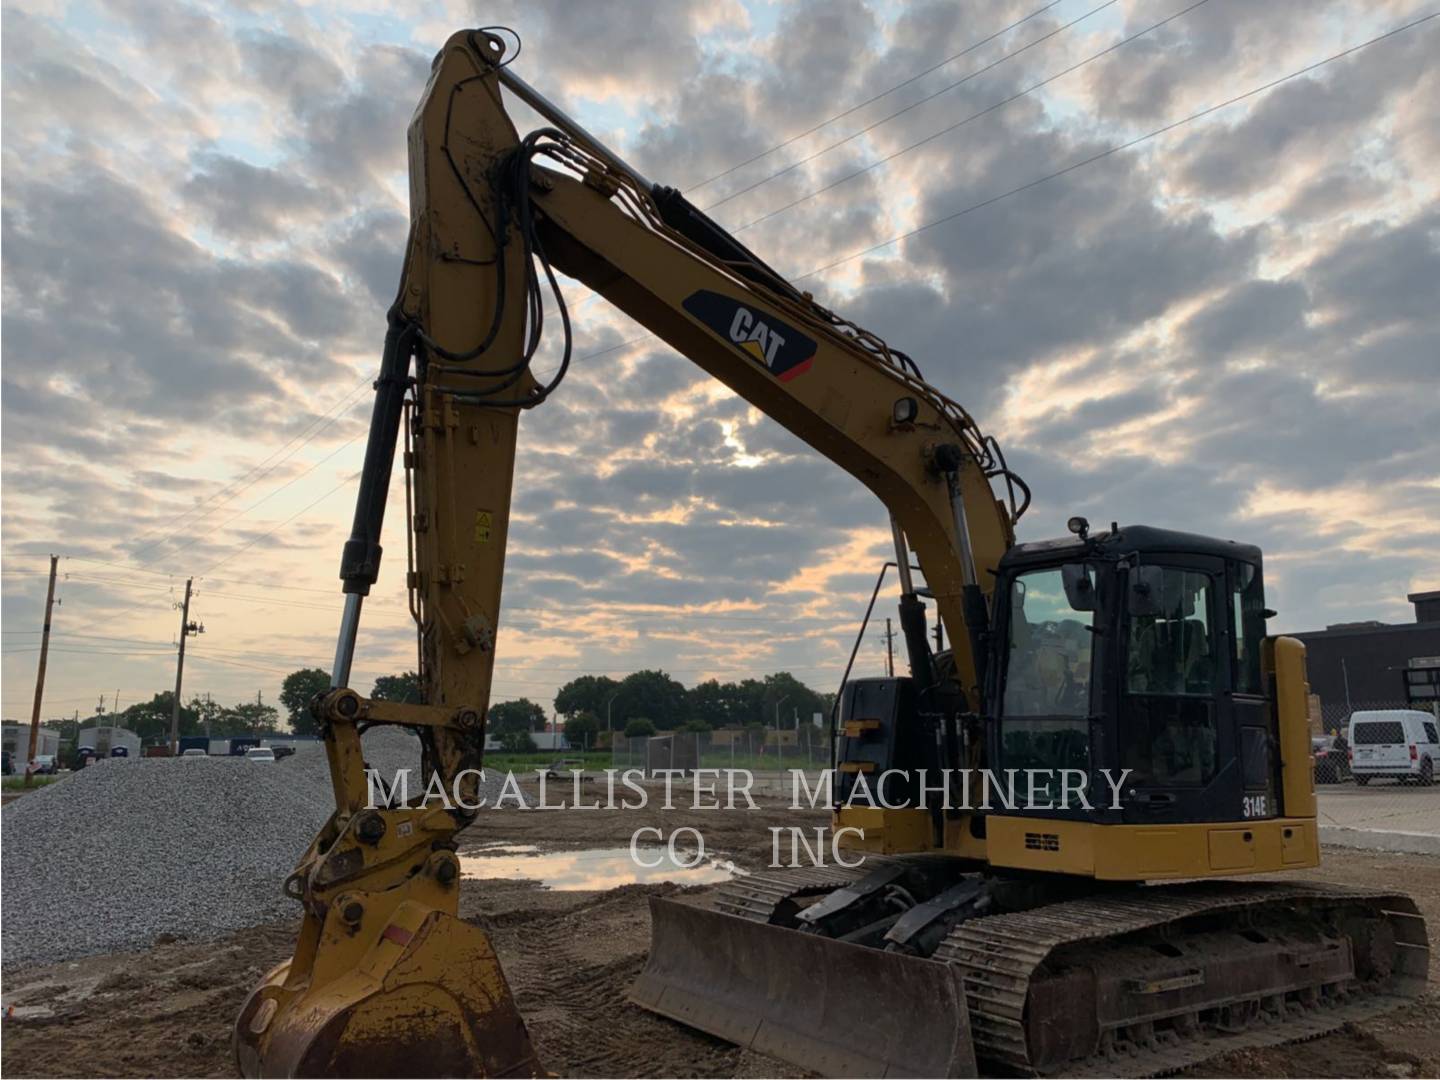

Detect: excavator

[234,28,1428,1079]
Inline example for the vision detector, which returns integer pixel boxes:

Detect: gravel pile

[1,728,511,969]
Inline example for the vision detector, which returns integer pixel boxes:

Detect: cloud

[2,0,1436,722]
[184,155,329,240]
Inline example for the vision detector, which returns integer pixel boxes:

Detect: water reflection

[459,846,738,890]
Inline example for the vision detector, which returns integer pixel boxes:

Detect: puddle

[460,846,739,890]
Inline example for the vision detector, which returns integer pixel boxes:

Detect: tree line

[549,669,833,745]
[48,667,832,749]
[44,690,283,747]
[280,668,832,744]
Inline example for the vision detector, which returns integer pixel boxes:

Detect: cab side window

[1231,561,1264,694]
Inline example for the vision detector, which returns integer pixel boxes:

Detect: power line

[704,0,1120,213]
[194,330,664,575]
[11,562,876,624]
[153,432,365,563]
[556,9,1436,354]
[196,471,360,576]
[684,0,1068,193]
[793,10,1439,282]
[511,4,1069,318]
[0,646,173,658]
[126,374,371,562]
[54,557,336,595]
[732,0,1212,235]
[64,556,183,580]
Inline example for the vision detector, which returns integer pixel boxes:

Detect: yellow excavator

[234,29,1428,1078]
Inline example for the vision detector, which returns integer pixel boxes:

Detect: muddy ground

[3,781,1437,1079]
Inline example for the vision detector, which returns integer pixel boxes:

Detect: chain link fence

[608,727,830,797]
[601,701,1438,842]
[1312,698,1439,839]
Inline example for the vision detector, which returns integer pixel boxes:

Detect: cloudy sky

[3,0,1437,727]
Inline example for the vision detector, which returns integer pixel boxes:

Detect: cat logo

[682,289,817,381]
[728,307,786,367]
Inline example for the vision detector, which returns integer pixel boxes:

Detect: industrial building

[75,725,142,757]
[1,722,62,762]
[1291,591,1440,725]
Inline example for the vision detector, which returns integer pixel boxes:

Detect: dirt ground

[3,782,1437,1079]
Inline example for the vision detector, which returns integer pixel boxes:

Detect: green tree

[732,678,769,725]
[280,668,331,736]
[372,671,423,704]
[225,700,281,736]
[624,717,656,738]
[553,674,619,720]
[762,671,827,731]
[563,711,601,749]
[117,692,199,743]
[616,669,688,730]
[679,718,711,733]
[189,694,223,734]
[499,730,537,753]
[488,698,546,735]
[687,679,735,728]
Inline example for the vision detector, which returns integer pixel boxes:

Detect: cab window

[1122,566,1218,787]
[1125,567,1216,695]
[1231,561,1264,694]
[1002,565,1096,718]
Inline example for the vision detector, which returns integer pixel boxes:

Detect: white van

[1348,710,1439,785]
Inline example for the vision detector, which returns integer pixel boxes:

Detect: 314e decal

[682,289,817,382]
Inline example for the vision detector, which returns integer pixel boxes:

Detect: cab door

[1118,557,1250,824]
[1228,559,1278,820]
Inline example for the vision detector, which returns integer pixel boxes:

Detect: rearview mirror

[1061,563,1095,612]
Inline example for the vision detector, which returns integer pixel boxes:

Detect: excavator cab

[987,523,1280,830]
[824,523,1319,876]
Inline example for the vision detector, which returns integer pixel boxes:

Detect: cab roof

[1000,524,1262,570]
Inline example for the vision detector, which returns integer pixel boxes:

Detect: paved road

[1316,781,1440,835]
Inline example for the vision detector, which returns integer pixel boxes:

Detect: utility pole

[933,619,943,654]
[169,578,203,755]
[882,617,896,677]
[25,555,59,786]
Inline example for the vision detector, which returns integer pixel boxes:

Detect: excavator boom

[235,27,1020,1076]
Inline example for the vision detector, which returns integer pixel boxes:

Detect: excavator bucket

[235,899,541,1078]
[632,898,976,1078]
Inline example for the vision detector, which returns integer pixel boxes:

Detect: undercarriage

[635,857,1429,1077]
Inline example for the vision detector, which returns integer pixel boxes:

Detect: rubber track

[714,870,1428,1077]
[715,860,883,921]
[935,881,1428,1076]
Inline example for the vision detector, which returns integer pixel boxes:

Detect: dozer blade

[235,900,541,1078]
[633,897,976,1078]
